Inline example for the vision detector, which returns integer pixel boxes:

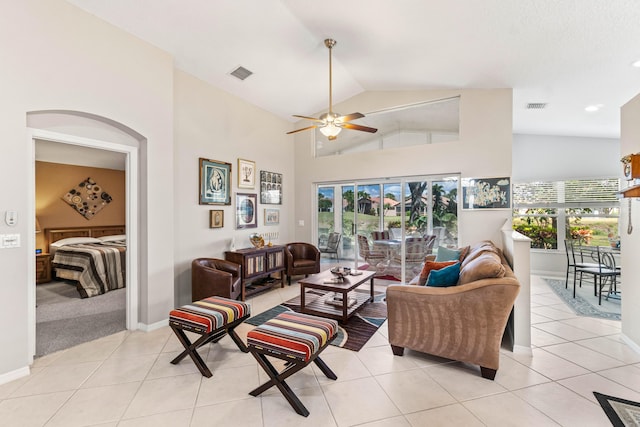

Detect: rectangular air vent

[230,66,253,81]
[526,103,547,109]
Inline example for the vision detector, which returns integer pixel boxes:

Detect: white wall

[292,89,514,247]
[0,0,174,378]
[173,71,294,306]
[620,94,640,349]
[512,134,620,276]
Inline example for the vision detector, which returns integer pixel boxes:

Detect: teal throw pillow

[427,262,460,287]
[435,246,462,262]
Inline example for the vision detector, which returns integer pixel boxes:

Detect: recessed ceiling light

[632,59,640,68]
[585,104,603,112]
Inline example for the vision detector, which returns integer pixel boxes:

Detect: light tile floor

[1,275,639,426]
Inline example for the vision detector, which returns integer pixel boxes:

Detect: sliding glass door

[316,175,459,282]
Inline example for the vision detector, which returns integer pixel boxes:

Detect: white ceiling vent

[526,103,547,109]
[230,66,253,81]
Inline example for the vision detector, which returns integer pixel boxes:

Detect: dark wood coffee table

[298,269,375,323]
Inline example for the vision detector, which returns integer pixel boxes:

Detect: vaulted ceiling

[67,0,640,139]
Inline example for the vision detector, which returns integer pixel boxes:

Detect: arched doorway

[26,110,143,362]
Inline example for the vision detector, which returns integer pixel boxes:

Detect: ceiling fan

[286,38,378,141]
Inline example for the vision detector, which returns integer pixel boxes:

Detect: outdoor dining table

[373,239,401,260]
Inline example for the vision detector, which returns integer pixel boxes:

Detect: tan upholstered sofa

[386,241,520,380]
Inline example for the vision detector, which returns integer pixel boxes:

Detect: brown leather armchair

[192,258,242,301]
[285,242,321,285]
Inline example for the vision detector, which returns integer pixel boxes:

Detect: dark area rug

[594,392,640,426]
[247,289,387,352]
[544,278,620,320]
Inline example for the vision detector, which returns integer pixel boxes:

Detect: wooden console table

[225,245,286,300]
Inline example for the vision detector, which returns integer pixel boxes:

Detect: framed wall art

[209,210,224,228]
[199,158,231,205]
[462,177,511,210]
[237,158,255,189]
[264,208,279,225]
[260,170,282,205]
[235,193,258,229]
[62,177,112,220]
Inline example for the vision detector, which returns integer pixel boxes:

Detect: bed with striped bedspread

[52,240,126,298]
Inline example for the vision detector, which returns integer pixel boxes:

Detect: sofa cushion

[418,260,458,285]
[461,242,500,269]
[427,262,460,287]
[458,252,505,285]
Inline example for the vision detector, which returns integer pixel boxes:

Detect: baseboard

[513,344,533,355]
[531,269,563,278]
[620,333,640,355]
[0,366,30,386]
[137,318,168,332]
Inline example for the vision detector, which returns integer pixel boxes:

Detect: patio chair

[357,234,386,275]
[371,230,390,241]
[319,232,341,260]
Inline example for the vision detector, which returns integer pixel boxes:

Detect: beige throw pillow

[458,252,505,285]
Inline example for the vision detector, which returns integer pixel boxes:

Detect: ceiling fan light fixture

[319,123,342,139]
[286,38,377,140]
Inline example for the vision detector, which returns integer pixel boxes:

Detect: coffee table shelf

[298,270,375,323]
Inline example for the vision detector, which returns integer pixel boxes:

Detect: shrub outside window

[513,179,619,250]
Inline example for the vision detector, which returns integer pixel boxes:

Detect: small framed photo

[264,208,279,225]
[462,177,511,210]
[260,170,282,204]
[209,210,224,228]
[238,159,256,189]
[199,158,231,205]
[236,193,258,229]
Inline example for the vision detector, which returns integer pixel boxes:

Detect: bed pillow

[418,260,458,285]
[97,234,126,242]
[51,237,101,247]
[426,262,460,287]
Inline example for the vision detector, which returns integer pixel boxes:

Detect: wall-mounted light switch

[5,211,17,226]
[0,234,20,248]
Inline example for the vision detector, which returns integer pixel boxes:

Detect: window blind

[514,178,619,207]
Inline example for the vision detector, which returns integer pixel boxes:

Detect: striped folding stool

[169,296,250,377]
[247,311,338,417]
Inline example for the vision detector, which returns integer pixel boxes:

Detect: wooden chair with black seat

[285,242,321,286]
[192,258,242,301]
[319,232,341,261]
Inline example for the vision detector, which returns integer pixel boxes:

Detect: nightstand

[36,253,52,284]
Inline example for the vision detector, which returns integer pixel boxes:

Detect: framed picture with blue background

[199,158,231,205]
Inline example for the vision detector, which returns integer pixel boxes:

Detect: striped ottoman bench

[169,296,250,378]
[247,311,338,417]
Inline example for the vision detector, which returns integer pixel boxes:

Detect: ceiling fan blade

[337,112,365,122]
[286,125,317,135]
[340,123,378,133]
[292,114,324,124]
